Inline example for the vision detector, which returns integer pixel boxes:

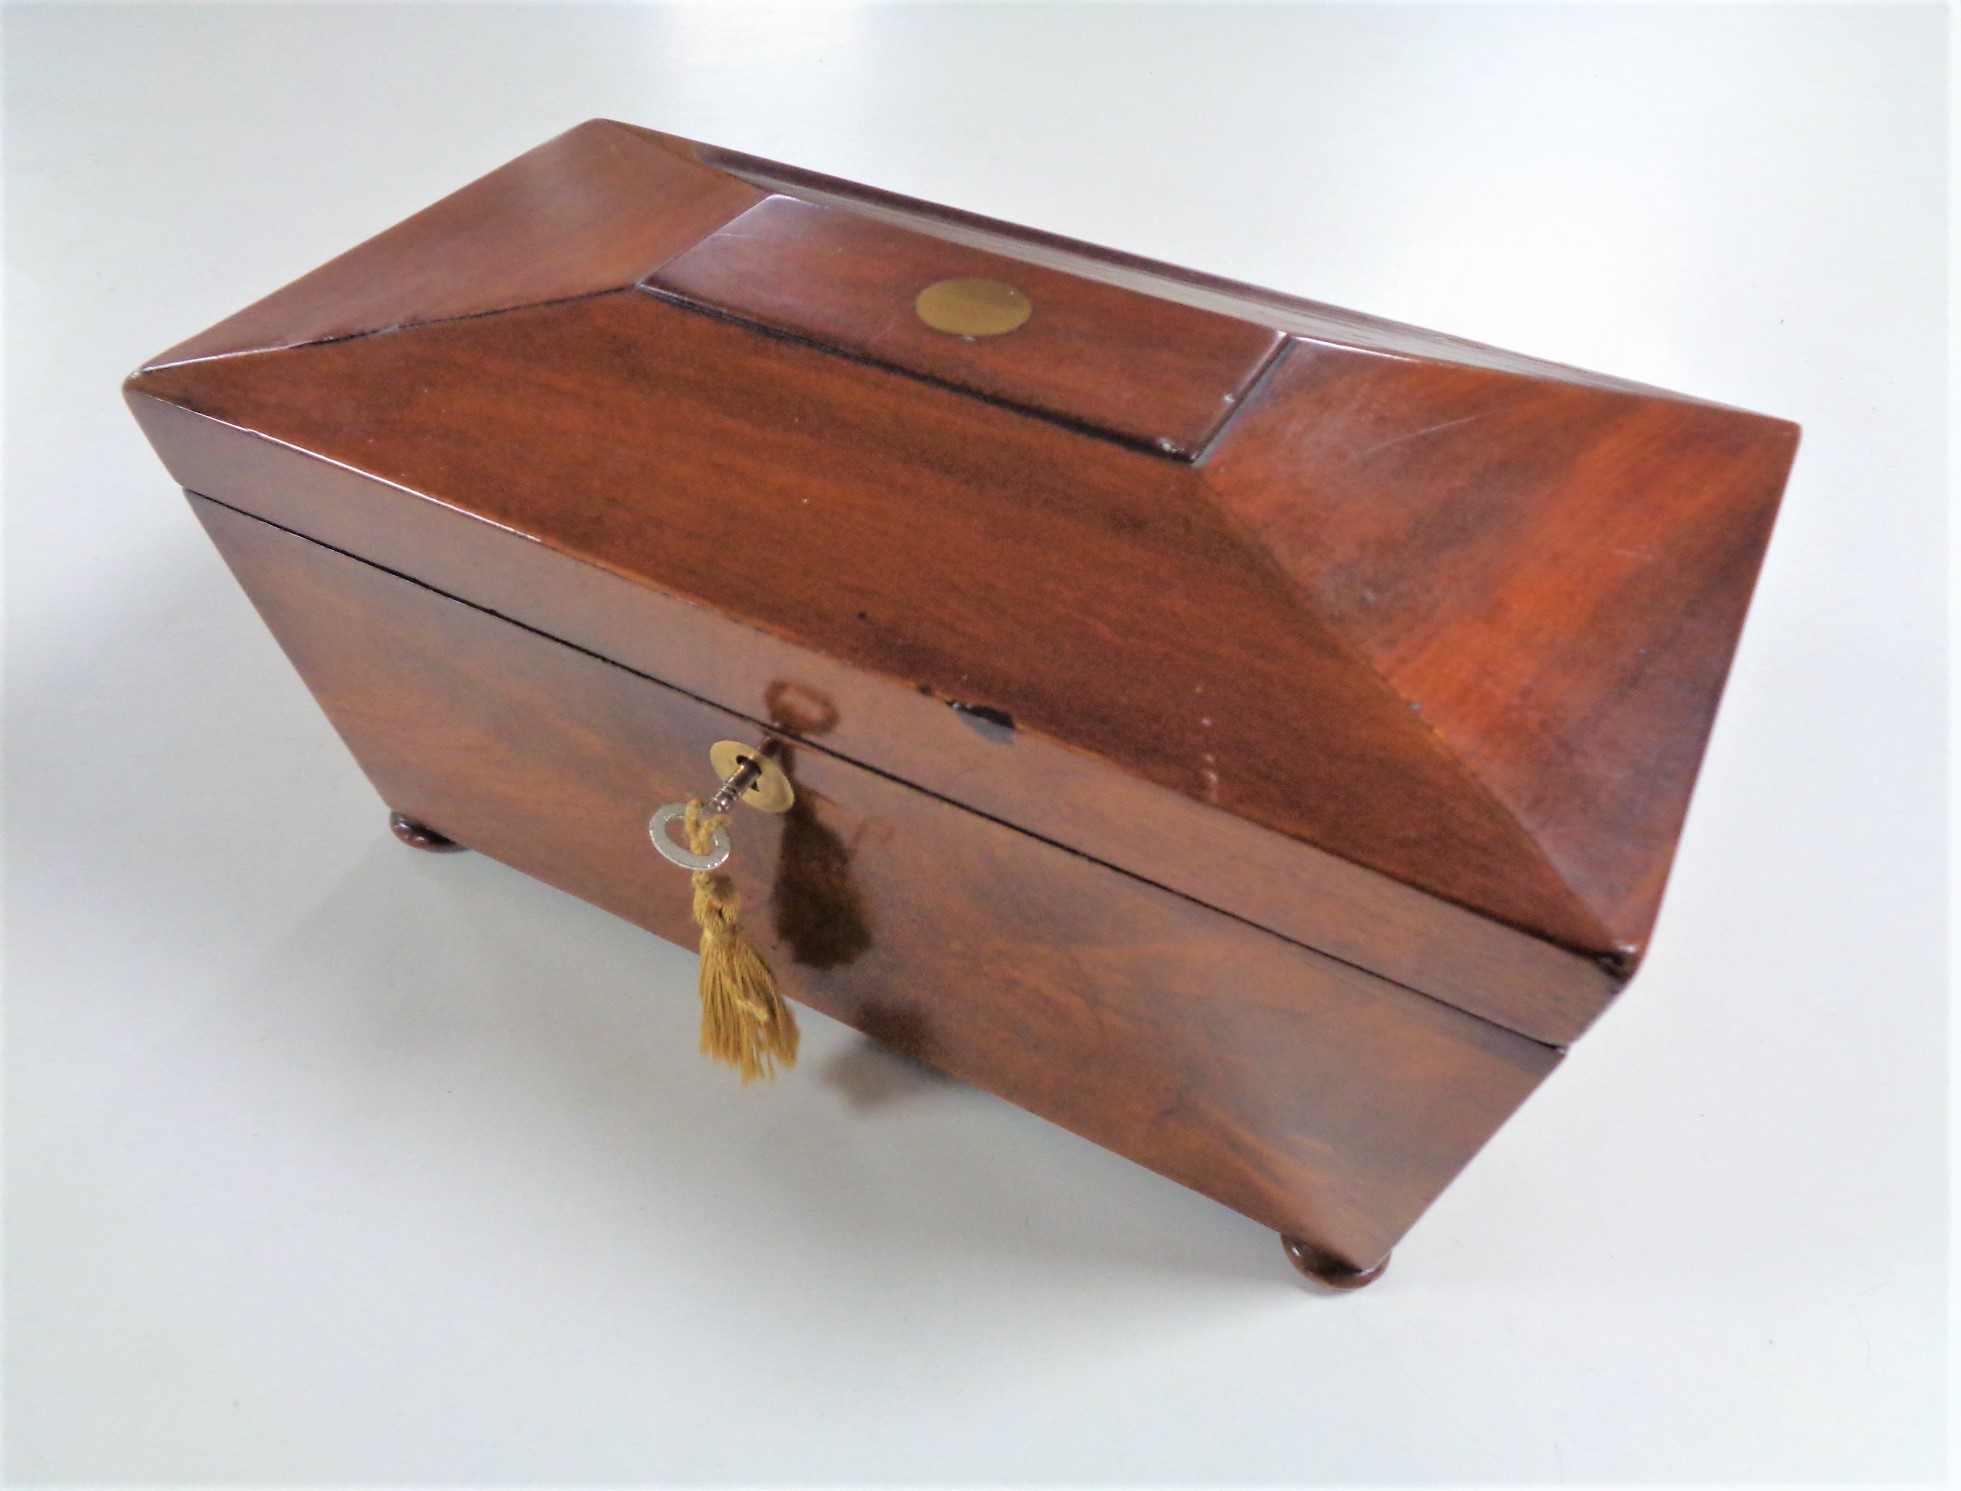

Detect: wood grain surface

[649,193,1284,456]
[1207,347,1796,952]
[657,121,1726,399]
[142,120,762,370]
[128,290,1630,1020]
[128,392,1619,1045]
[124,119,1798,1053]
[192,491,1561,1270]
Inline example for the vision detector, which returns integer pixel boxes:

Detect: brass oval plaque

[709,740,796,814]
[915,277,1033,337]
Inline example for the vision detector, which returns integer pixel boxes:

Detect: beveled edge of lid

[133,120,765,374]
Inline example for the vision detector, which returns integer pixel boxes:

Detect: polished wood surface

[124,120,1797,1050]
[649,194,1285,456]
[144,121,761,370]
[127,296,1622,977]
[127,392,1616,1045]
[655,123,1724,401]
[193,493,1559,1270]
[1208,348,1796,952]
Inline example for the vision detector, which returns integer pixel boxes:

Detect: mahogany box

[125,121,1797,1287]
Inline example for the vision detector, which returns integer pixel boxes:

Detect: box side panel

[1206,345,1799,955]
[191,493,1562,1269]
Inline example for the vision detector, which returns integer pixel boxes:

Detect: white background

[3,3,1947,1484]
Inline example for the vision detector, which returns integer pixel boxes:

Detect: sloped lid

[127,119,1797,1012]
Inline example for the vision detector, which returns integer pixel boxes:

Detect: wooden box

[125,121,1797,1286]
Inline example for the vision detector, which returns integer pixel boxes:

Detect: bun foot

[1282,1235,1389,1291]
[389,811,465,852]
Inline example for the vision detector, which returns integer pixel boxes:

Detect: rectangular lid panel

[645,194,1285,458]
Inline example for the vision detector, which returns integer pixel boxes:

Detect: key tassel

[685,799,799,1082]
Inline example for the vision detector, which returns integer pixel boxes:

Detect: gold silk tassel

[684,799,799,1082]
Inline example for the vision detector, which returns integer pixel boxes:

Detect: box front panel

[130,392,1622,1047]
[192,492,1560,1270]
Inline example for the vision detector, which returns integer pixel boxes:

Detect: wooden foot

[1282,1235,1389,1291]
[389,811,465,852]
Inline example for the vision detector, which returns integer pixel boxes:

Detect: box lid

[125,120,1797,1046]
